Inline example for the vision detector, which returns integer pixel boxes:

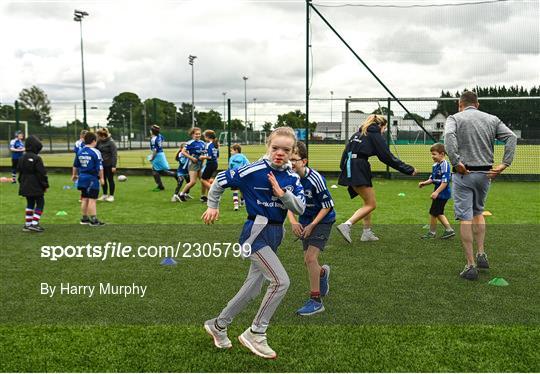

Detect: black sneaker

[440,230,456,239]
[89,219,106,227]
[80,218,91,225]
[476,253,489,269]
[28,225,45,233]
[459,265,478,281]
[179,194,187,202]
[200,196,208,203]
[22,225,32,232]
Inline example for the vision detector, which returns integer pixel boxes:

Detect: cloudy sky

[1,0,538,125]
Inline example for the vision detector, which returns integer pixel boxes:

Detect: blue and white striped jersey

[431,159,451,200]
[74,147,103,190]
[205,142,219,162]
[185,139,206,160]
[216,159,305,223]
[150,134,164,153]
[10,138,24,159]
[299,167,336,225]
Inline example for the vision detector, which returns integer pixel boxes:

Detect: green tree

[275,110,316,132]
[177,102,195,128]
[195,110,222,130]
[371,107,394,116]
[143,98,176,128]
[18,86,51,126]
[262,121,273,135]
[230,119,245,131]
[403,112,425,123]
[107,92,143,130]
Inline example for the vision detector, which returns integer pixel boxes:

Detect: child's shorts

[78,187,99,199]
[201,161,218,180]
[302,222,334,251]
[188,161,202,172]
[429,198,448,216]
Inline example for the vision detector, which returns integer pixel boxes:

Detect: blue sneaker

[296,298,325,316]
[319,264,330,297]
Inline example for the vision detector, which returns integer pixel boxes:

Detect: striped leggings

[217,246,290,334]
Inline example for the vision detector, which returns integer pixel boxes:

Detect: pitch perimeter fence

[1,97,539,178]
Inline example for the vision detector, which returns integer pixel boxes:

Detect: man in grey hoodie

[444,91,517,280]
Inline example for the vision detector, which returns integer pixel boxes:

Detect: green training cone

[398,192,406,197]
[55,211,68,216]
[488,277,509,287]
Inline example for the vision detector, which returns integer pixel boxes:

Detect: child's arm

[287,210,303,238]
[431,182,448,200]
[418,178,433,188]
[71,167,78,182]
[181,148,198,162]
[302,207,332,238]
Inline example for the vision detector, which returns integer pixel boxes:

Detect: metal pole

[345,98,349,142]
[129,103,132,150]
[305,0,311,156]
[309,3,435,142]
[253,98,257,130]
[330,91,333,124]
[386,98,391,179]
[222,92,226,130]
[189,55,197,128]
[15,100,20,128]
[243,76,248,144]
[227,98,232,161]
[79,21,87,128]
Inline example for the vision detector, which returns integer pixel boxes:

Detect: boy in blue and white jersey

[418,143,455,239]
[71,132,105,226]
[9,131,25,183]
[228,143,250,210]
[200,130,220,203]
[74,130,88,154]
[287,141,335,316]
[202,127,305,360]
[171,143,191,202]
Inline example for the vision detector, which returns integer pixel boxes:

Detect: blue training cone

[161,257,177,266]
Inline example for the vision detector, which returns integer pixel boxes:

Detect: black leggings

[26,196,45,211]
[152,169,176,188]
[102,166,115,196]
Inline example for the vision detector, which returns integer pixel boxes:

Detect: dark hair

[204,129,219,148]
[296,141,308,159]
[430,143,446,154]
[231,143,242,153]
[460,91,478,106]
[151,124,160,136]
[84,132,97,145]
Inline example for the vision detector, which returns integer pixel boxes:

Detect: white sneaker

[238,328,277,359]
[171,194,179,202]
[106,195,115,202]
[361,230,379,241]
[204,319,232,349]
[98,195,108,201]
[336,223,352,243]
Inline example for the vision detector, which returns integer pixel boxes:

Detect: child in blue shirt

[9,131,25,183]
[149,124,175,191]
[228,143,250,210]
[200,130,220,203]
[287,141,335,316]
[171,143,190,202]
[202,126,305,360]
[418,143,455,239]
[178,127,206,201]
[71,132,105,226]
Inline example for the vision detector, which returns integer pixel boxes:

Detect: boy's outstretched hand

[202,208,220,224]
[268,172,285,197]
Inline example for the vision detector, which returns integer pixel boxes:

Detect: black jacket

[97,136,118,167]
[17,136,49,197]
[339,124,415,175]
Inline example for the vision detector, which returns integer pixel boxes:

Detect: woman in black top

[96,128,118,202]
[337,114,416,243]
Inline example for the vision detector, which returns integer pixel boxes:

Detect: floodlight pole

[305,0,311,155]
[243,76,248,144]
[330,90,334,124]
[308,2,435,142]
[189,55,197,127]
[253,98,257,130]
[222,92,227,130]
[74,10,89,128]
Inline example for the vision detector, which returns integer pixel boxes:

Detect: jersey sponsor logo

[322,194,328,199]
[230,169,237,178]
[256,199,285,209]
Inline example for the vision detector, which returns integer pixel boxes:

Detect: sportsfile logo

[40,242,252,261]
